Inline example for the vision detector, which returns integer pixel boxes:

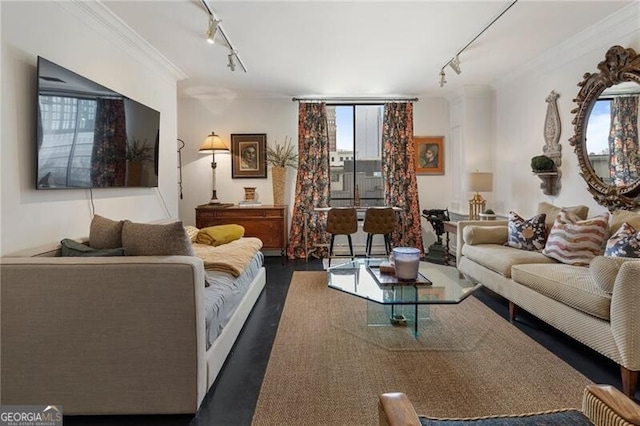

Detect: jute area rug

[251,271,592,425]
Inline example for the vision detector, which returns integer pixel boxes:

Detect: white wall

[177,97,298,226]
[1,1,183,254]
[492,3,640,218]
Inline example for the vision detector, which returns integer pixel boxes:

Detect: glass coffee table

[327,258,482,338]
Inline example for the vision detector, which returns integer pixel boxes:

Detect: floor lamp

[199,131,229,204]
[467,172,493,220]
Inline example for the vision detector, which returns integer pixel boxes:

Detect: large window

[327,104,384,207]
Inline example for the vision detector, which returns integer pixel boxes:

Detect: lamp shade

[199,132,228,152]
[467,172,493,193]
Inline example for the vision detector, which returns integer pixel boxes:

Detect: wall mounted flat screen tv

[36,56,160,189]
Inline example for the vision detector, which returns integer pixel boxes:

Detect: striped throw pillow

[542,210,610,266]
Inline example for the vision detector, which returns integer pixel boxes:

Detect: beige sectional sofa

[0,235,266,415]
[455,207,640,399]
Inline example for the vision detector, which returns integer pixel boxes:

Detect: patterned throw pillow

[542,210,610,266]
[506,212,547,251]
[605,222,640,258]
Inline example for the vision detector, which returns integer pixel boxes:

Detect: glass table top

[327,258,481,305]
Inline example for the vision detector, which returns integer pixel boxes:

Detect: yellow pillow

[196,224,245,246]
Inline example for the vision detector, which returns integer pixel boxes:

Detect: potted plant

[530,155,556,173]
[266,137,298,205]
[478,208,497,221]
[126,138,152,186]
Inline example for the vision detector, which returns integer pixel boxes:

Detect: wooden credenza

[195,205,288,257]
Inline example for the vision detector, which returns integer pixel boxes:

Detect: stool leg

[384,235,391,255]
[366,234,372,257]
[329,235,335,267]
[347,235,354,260]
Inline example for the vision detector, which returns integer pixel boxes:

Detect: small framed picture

[414,136,444,175]
[231,134,267,178]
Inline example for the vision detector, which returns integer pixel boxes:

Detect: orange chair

[325,207,358,266]
[363,207,395,257]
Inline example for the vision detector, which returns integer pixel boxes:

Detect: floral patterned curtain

[91,99,126,187]
[382,102,424,253]
[609,96,639,187]
[287,103,330,259]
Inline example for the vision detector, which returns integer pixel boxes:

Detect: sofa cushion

[121,220,195,256]
[89,214,124,249]
[506,212,547,251]
[60,238,125,257]
[511,263,611,321]
[461,244,556,278]
[610,210,640,235]
[537,201,589,233]
[542,211,610,266]
[590,255,640,294]
[463,226,508,245]
[605,222,640,258]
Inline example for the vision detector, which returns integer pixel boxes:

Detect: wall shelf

[534,171,559,196]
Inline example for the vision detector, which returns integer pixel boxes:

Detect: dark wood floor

[65,257,635,425]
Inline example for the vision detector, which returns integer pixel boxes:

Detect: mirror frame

[569,45,640,211]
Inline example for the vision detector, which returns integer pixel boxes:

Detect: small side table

[443,221,458,266]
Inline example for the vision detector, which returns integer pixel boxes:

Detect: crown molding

[58,0,188,82]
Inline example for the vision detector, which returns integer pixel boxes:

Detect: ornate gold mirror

[569,45,640,211]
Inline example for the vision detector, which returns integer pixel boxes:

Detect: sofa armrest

[378,392,421,426]
[610,261,640,371]
[0,255,207,415]
[456,220,508,268]
[582,384,640,425]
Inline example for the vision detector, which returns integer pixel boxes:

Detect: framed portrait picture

[414,136,444,175]
[231,134,267,178]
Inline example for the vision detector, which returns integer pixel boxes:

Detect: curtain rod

[292,97,418,103]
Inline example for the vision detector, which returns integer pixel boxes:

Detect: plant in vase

[125,137,153,186]
[266,137,298,205]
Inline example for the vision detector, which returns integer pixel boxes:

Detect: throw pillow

[590,255,639,293]
[542,210,610,266]
[605,222,640,258]
[121,220,195,256]
[462,226,508,245]
[196,224,245,247]
[609,210,640,235]
[506,212,547,251]
[536,202,589,233]
[60,238,125,257]
[89,214,124,249]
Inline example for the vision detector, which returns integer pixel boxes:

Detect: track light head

[439,69,446,88]
[207,17,221,44]
[227,51,237,72]
[448,56,462,75]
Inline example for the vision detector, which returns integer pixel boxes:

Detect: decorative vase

[243,187,257,201]
[126,161,143,186]
[272,166,286,205]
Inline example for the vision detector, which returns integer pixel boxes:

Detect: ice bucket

[392,247,421,280]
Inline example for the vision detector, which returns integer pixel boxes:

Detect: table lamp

[467,172,493,220]
[199,131,229,204]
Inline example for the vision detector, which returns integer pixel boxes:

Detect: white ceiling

[101,0,634,100]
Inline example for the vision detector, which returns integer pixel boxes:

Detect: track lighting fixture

[448,56,461,75]
[439,69,446,88]
[438,0,518,88]
[227,51,236,72]
[200,0,247,73]
[206,16,221,44]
